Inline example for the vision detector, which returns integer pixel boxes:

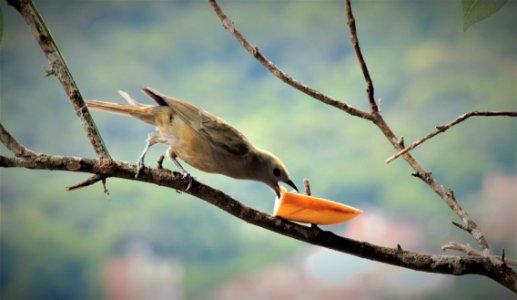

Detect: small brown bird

[86,88,297,196]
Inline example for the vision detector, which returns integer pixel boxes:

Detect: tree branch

[6,0,111,161]
[1,123,515,291]
[65,174,105,191]
[209,0,497,261]
[442,242,517,267]
[208,0,373,121]
[0,122,37,158]
[4,0,515,293]
[342,0,496,262]
[386,111,517,163]
[209,0,510,278]
[344,0,378,113]
[371,116,495,256]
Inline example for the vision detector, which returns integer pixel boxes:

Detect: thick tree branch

[386,111,517,163]
[208,0,373,121]
[6,0,111,161]
[1,125,515,291]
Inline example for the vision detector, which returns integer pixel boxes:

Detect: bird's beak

[272,179,298,198]
[284,179,298,193]
[273,185,281,198]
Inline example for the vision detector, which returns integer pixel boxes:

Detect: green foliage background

[1,1,515,299]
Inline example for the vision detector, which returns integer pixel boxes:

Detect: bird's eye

[273,167,281,177]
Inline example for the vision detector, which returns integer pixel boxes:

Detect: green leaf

[462,0,508,31]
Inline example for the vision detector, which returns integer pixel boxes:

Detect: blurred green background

[1,0,515,299]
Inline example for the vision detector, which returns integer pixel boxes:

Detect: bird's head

[254,149,298,197]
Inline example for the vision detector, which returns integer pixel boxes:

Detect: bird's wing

[198,113,251,156]
[142,87,251,156]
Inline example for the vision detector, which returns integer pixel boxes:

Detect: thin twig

[452,221,472,233]
[442,242,517,266]
[156,154,165,169]
[101,177,111,198]
[386,111,517,163]
[303,178,312,196]
[304,179,320,229]
[6,0,111,161]
[208,0,373,121]
[0,123,37,158]
[344,0,378,113]
[66,174,105,191]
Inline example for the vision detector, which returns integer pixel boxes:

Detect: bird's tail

[86,100,157,125]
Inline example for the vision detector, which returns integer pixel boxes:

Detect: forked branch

[442,242,517,267]
[386,111,517,163]
[208,0,373,121]
[208,0,517,289]
[6,0,111,161]
[343,0,497,260]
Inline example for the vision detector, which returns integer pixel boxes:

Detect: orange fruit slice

[273,187,363,225]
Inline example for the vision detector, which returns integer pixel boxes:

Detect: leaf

[462,0,508,31]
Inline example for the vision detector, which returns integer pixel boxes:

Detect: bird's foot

[170,157,194,191]
[180,171,195,191]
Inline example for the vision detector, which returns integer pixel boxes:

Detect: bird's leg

[135,141,151,178]
[167,147,194,191]
[172,157,189,177]
[136,133,162,178]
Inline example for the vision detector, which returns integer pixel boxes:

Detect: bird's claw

[311,223,321,231]
[181,171,195,191]
[135,160,145,178]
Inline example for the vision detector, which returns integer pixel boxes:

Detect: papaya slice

[273,187,362,225]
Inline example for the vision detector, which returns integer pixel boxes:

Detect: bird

[86,87,298,197]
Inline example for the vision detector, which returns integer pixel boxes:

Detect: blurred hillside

[1,0,516,299]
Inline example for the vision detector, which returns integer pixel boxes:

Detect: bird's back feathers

[142,87,251,156]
